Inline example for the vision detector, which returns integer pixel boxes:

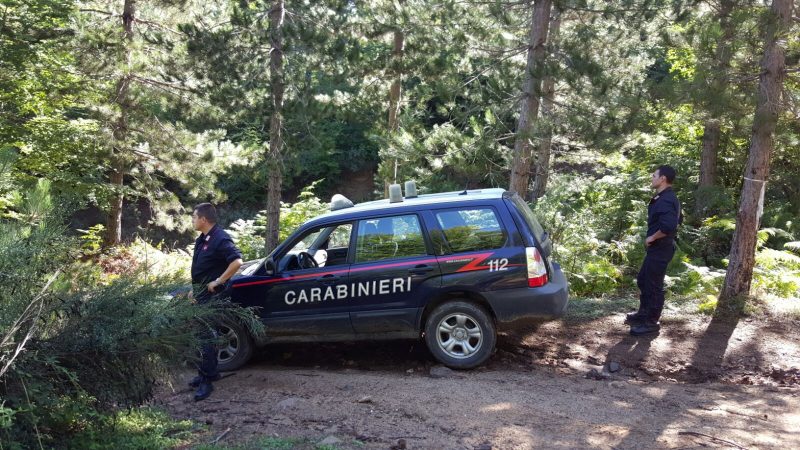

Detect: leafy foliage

[0,181,263,448]
[227,182,329,260]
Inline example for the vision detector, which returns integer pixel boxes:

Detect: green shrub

[568,258,623,297]
[0,180,263,448]
[67,408,195,450]
[753,248,800,299]
[227,181,330,260]
[697,295,718,315]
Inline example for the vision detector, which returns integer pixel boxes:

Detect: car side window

[327,225,351,249]
[435,208,507,253]
[355,214,427,263]
[284,223,352,270]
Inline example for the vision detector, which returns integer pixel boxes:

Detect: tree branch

[131,75,194,93]
[134,17,181,35]
[79,8,117,16]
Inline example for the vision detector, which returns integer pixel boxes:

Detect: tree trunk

[105,0,136,246]
[265,0,285,254]
[384,21,405,197]
[531,7,561,202]
[718,0,793,309]
[697,119,720,187]
[510,0,551,197]
[695,0,735,218]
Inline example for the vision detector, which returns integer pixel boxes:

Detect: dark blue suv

[216,186,569,370]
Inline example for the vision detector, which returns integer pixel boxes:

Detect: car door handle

[318,274,340,285]
[408,264,435,275]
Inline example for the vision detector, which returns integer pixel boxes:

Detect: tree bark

[697,119,720,187]
[510,0,551,197]
[531,7,561,202]
[384,17,405,197]
[105,0,136,246]
[265,0,284,254]
[718,0,793,309]
[695,0,735,218]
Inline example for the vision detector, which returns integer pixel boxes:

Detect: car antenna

[459,182,468,195]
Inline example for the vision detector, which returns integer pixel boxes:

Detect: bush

[67,408,195,450]
[753,248,800,299]
[0,180,263,448]
[227,181,329,260]
[533,174,645,297]
[697,295,718,315]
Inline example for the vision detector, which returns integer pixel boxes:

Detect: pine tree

[510,0,551,197]
[265,0,285,253]
[76,0,224,245]
[695,0,742,218]
[718,0,795,309]
[531,6,561,201]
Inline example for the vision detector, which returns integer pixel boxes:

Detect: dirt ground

[158,308,800,449]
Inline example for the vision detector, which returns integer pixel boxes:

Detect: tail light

[526,247,548,287]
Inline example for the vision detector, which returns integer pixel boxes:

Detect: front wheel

[215,319,254,371]
[424,301,496,369]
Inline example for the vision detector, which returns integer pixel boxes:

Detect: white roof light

[388,184,403,203]
[404,180,418,198]
[330,194,354,211]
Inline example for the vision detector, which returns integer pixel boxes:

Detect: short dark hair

[656,165,676,184]
[193,203,218,223]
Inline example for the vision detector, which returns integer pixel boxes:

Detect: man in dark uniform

[189,203,243,401]
[626,165,681,336]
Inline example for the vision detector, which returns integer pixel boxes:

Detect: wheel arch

[418,289,497,333]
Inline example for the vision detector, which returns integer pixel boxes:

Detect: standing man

[190,203,243,401]
[626,165,681,336]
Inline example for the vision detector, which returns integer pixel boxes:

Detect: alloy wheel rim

[436,313,482,359]
[217,325,239,363]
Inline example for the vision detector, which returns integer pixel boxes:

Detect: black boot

[630,321,660,336]
[194,382,214,401]
[189,373,221,388]
[624,311,646,324]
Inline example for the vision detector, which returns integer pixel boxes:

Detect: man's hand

[207,279,222,292]
[206,259,243,293]
[646,230,667,247]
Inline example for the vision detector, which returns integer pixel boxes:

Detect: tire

[424,301,496,369]
[215,319,254,371]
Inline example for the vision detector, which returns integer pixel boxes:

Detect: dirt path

[159,311,800,449]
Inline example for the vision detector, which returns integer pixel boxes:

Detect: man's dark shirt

[647,186,681,249]
[191,224,242,288]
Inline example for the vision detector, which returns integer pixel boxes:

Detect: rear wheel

[215,319,254,371]
[424,301,496,369]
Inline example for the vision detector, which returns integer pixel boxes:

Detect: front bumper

[484,262,569,328]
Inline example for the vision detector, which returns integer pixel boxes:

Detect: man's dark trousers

[194,289,219,381]
[636,239,676,323]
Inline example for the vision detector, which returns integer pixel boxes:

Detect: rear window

[510,194,546,241]
[435,208,507,253]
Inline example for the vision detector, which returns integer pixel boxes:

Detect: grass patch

[566,294,638,321]
[196,436,351,450]
[67,408,196,450]
[565,291,732,322]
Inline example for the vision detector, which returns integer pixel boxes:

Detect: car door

[348,213,441,334]
[231,222,355,337]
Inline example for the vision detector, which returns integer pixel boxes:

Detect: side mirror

[265,257,276,276]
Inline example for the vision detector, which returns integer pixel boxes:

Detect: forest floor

[158,296,800,449]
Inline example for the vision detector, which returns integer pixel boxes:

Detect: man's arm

[647,198,680,246]
[207,258,243,292]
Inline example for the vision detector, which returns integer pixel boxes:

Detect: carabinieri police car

[216,182,569,370]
